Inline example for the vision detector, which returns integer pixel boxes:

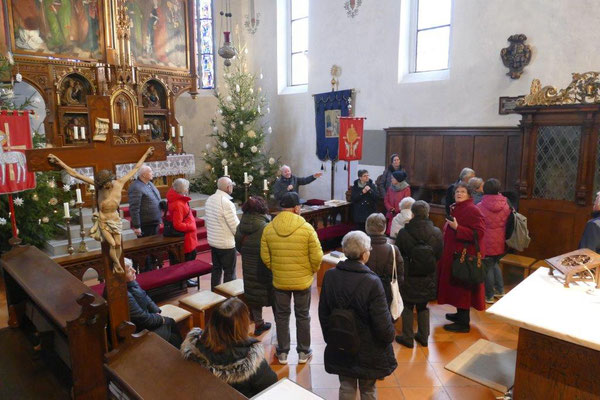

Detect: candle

[112,123,117,130]
[263,179,268,191]
[80,127,86,139]
[74,126,79,140]
[171,126,176,137]
[244,172,248,184]
[138,125,142,130]
[63,202,70,218]
[224,165,228,176]
[179,126,184,137]
[76,188,82,203]
[116,123,120,130]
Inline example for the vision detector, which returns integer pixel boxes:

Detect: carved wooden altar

[2,0,198,165]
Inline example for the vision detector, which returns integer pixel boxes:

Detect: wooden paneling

[442,136,474,184]
[513,328,600,400]
[473,136,507,185]
[387,134,415,174]
[506,135,522,191]
[413,136,444,186]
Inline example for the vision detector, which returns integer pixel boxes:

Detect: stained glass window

[196,0,215,89]
[533,126,581,201]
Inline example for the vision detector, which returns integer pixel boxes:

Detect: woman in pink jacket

[384,170,411,235]
[476,178,510,304]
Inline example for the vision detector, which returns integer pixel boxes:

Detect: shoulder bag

[451,230,492,285]
[389,244,404,320]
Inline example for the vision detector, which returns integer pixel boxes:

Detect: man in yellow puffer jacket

[261,192,323,365]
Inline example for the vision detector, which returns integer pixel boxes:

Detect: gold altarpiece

[2,0,199,201]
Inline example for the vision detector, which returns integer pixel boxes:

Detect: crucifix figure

[48,146,154,274]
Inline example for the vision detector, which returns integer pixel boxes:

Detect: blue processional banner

[314,89,353,161]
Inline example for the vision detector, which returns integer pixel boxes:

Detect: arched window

[196,0,215,89]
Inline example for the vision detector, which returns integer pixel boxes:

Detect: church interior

[1,0,600,399]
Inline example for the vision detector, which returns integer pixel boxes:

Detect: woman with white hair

[319,231,397,400]
[166,178,198,261]
[389,196,415,239]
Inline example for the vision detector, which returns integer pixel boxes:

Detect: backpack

[327,308,360,355]
[406,232,437,277]
[505,208,531,251]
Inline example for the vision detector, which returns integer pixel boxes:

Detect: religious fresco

[8,0,103,60]
[125,0,188,69]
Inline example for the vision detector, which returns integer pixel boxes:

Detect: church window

[197,0,215,89]
[289,0,308,86]
[413,0,452,72]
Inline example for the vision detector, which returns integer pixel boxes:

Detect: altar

[487,267,600,399]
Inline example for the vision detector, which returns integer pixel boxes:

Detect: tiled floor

[0,258,518,400]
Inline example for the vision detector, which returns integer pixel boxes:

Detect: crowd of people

[126,160,521,399]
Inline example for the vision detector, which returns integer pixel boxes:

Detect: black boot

[415,308,430,347]
[445,312,459,322]
[444,308,470,333]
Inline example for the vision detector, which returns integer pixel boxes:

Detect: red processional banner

[338,117,365,161]
[0,110,35,194]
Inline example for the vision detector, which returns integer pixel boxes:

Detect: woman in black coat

[395,201,443,348]
[181,298,277,398]
[350,170,379,232]
[234,196,273,336]
[319,231,397,399]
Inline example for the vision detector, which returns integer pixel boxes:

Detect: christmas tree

[192,46,279,202]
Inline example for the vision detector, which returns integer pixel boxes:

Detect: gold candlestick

[76,202,88,253]
[64,216,74,255]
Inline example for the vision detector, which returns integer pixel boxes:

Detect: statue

[142,84,160,108]
[48,146,155,274]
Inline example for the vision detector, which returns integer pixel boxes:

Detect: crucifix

[26,95,167,346]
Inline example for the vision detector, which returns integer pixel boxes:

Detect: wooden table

[318,253,346,287]
[54,235,185,281]
[270,201,351,230]
[487,267,600,399]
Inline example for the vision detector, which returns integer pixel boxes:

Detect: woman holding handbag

[437,182,486,333]
[365,213,403,309]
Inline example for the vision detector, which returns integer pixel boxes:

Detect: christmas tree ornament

[248,130,256,138]
[221,159,228,166]
[42,216,49,223]
[63,184,71,192]
[239,142,244,148]
[249,88,254,94]
[213,126,218,132]
[32,193,39,201]
[236,84,240,92]
[48,179,56,188]
[13,197,24,206]
[227,95,232,101]
[268,157,275,165]
[251,146,258,153]
[0,217,6,225]
[222,141,228,148]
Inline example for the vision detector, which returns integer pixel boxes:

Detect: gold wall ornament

[518,72,600,106]
[330,65,341,92]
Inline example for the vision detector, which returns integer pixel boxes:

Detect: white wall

[192,0,600,199]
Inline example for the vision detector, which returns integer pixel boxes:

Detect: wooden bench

[179,291,227,329]
[159,304,193,338]
[499,254,537,278]
[91,259,212,301]
[104,322,246,400]
[55,234,186,282]
[1,245,108,400]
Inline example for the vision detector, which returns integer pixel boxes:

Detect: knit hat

[392,170,407,183]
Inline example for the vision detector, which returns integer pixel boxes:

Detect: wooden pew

[105,322,247,400]
[1,245,108,400]
[55,234,186,281]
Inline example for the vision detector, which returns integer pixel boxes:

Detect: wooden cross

[26,95,167,347]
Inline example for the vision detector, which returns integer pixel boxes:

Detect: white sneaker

[298,350,313,364]
[485,297,495,304]
[277,352,288,365]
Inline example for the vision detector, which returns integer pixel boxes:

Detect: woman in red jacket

[167,178,198,261]
[437,182,485,333]
[477,178,510,303]
[384,170,411,235]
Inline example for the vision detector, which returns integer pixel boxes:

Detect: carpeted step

[196,238,210,253]
[196,226,207,241]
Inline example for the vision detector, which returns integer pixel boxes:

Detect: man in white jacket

[204,177,240,289]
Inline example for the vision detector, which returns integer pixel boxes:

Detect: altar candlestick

[179,126,184,137]
[76,188,82,203]
[74,126,79,140]
[63,202,70,218]
[224,165,228,176]
[263,179,268,191]
[244,172,248,183]
[81,127,86,139]
[171,126,176,137]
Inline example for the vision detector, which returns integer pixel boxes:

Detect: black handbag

[162,208,190,238]
[451,231,492,285]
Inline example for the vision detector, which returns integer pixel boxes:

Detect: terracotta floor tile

[376,372,400,388]
[309,364,340,389]
[394,362,442,387]
[420,341,463,363]
[429,362,479,387]
[394,343,428,362]
[375,387,406,400]
[444,386,502,400]
[401,387,451,400]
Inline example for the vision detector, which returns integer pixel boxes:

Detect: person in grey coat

[395,201,443,348]
[234,196,273,336]
[128,165,162,237]
[272,165,322,201]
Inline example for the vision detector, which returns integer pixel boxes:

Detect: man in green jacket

[261,192,323,365]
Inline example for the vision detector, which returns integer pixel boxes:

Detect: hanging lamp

[218,0,237,66]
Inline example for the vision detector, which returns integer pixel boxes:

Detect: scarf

[357,180,367,189]
[391,181,409,192]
